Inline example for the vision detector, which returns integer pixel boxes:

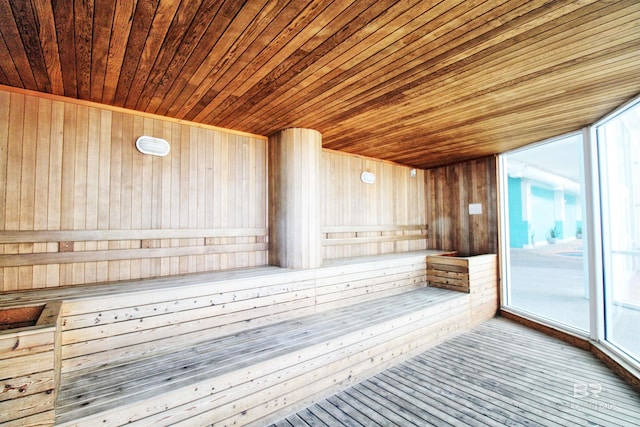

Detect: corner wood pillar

[268,128,322,269]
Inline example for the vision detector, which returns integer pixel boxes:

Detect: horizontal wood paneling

[468,254,500,327]
[59,270,316,373]
[323,225,427,247]
[0,88,268,291]
[426,156,498,256]
[427,254,499,325]
[42,252,466,425]
[427,255,471,293]
[53,252,435,373]
[0,251,489,425]
[322,150,427,259]
[56,288,469,426]
[0,228,268,243]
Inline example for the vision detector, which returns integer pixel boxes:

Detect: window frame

[593,95,640,363]
[498,92,640,373]
[498,131,590,337]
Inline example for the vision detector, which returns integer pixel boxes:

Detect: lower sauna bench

[54,287,469,426]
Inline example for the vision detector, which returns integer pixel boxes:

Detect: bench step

[55,287,467,426]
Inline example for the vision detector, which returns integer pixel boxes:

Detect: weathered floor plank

[274,317,640,427]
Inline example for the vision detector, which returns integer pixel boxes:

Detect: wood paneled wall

[321,150,427,259]
[0,88,268,291]
[0,87,499,291]
[425,156,498,256]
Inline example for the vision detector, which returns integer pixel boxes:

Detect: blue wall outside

[508,177,529,248]
[508,178,581,247]
[530,186,555,245]
[565,193,579,238]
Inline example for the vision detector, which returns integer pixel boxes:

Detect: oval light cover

[136,136,170,156]
[360,171,376,184]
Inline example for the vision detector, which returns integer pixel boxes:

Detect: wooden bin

[427,254,499,325]
[0,301,62,426]
[427,253,471,293]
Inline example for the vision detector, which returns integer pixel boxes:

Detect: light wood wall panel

[268,128,322,269]
[321,150,427,259]
[425,156,498,256]
[0,88,268,291]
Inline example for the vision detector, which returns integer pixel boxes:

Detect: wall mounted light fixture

[136,136,170,156]
[360,171,376,184]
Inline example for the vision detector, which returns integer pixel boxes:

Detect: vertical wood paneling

[269,128,322,269]
[6,98,22,284]
[120,113,134,231]
[130,115,143,232]
[203,132,215,228]
[0,91,10,232]
[425,156,498,256]
[321,150,427,259]
[197,127,206,229]
[48,101,64,232]
[20,96,38,233]
[0,93,7,289]
[60,103,76,231]
[161,121,172,230]
[140,118,153,231]
[6,93,24,231]
[18,101,38,289]
[170,123,181,231]
[151,120,162,230]
[179,125,190,230]
[84,107,100,285]
[72,105,88,283]
[33,98,51,288]
[34,99,51,231]
[0,88,268,291]
[218,133,229,272]
[47,101,64,287]
[108,112,122,233]
[97,110,111,230]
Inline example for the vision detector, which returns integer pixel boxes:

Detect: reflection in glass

[597,101,640,363]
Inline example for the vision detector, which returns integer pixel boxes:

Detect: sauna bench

[0,250,451,309]
[55,287,466,425]
[0,250,497,426]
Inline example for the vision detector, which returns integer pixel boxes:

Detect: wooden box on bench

[0,301,61,426]
[427,253,499,326]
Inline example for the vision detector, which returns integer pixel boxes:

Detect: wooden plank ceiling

[1,0,639,169]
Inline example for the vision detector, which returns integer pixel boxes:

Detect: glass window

[503,134,590,331]
[597,101,640,363]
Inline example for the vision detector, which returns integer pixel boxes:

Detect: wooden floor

[272,318,640,427]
